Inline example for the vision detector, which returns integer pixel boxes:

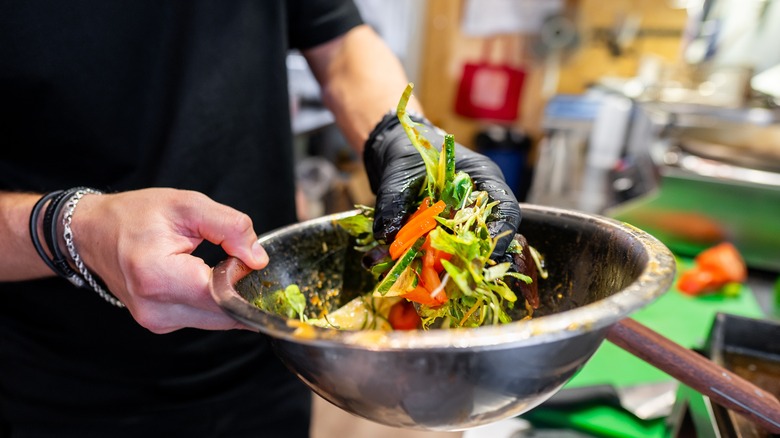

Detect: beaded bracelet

[61,188,126,308]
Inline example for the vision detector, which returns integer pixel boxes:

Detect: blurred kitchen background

[295,1,780,437]
[293,0,780,273]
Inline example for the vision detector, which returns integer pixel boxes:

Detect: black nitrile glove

[364,113,522,258]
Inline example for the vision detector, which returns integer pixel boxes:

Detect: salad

[254,84,545,331]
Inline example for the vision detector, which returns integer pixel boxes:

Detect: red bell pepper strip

[421,265,443,294]
[422,233,452,273]
[401,285,444,307]
[677,268,720,295]
[694,242,746,283]
[388,300,421,330]
[400,260,448,306]
[422,267,447,305]
[677,242,747,295]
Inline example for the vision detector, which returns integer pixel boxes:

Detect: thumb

[188,198,268,270]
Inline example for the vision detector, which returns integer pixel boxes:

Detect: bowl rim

[210,203,676,350]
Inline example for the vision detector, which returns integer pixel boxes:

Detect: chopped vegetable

[396,83,440,198]
[337,207,377,252]
[388,199,445,260]
[375,240,423,295]
[408,197,433,222]
[388,300,421,330]
[677,268,720,295]
[252,284,307,321]
[420,265,446,302]
[401,285,444,307]
[438,134,457,204]
[422,234,452,273]
[308,295,401,330]
[694,242,746,283]
[677,242,747,295]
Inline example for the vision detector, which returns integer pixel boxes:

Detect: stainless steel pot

[210,204,780,432]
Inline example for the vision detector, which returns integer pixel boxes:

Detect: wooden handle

[607,317,780,434]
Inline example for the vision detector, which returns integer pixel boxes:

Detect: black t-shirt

[0,1,362,435]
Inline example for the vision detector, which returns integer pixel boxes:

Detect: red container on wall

[454,37,526,122]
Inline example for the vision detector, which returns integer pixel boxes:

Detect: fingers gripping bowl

[209,204,676,431]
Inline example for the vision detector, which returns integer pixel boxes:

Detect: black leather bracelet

[29,191,64,276]
[43,187,86,287]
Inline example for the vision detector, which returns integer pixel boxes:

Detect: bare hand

[70,188,266,333]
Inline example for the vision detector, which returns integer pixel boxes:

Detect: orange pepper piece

[389,200,446,260]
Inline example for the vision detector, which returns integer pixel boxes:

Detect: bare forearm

[0,191,56,281]
[303,24,422,152]
[1,187,267,331]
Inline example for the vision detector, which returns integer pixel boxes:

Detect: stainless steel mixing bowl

[210,204,676,431]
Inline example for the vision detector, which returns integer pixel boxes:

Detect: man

[0,1,520,436]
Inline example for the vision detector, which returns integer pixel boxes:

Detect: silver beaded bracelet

[62,188,126,308]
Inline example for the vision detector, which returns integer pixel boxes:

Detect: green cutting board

[522,257,765,437]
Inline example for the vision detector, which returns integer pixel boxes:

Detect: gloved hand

[364,113,522,258]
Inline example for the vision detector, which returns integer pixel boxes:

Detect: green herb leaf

[252,284,307,321]
[284,284,306,321]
